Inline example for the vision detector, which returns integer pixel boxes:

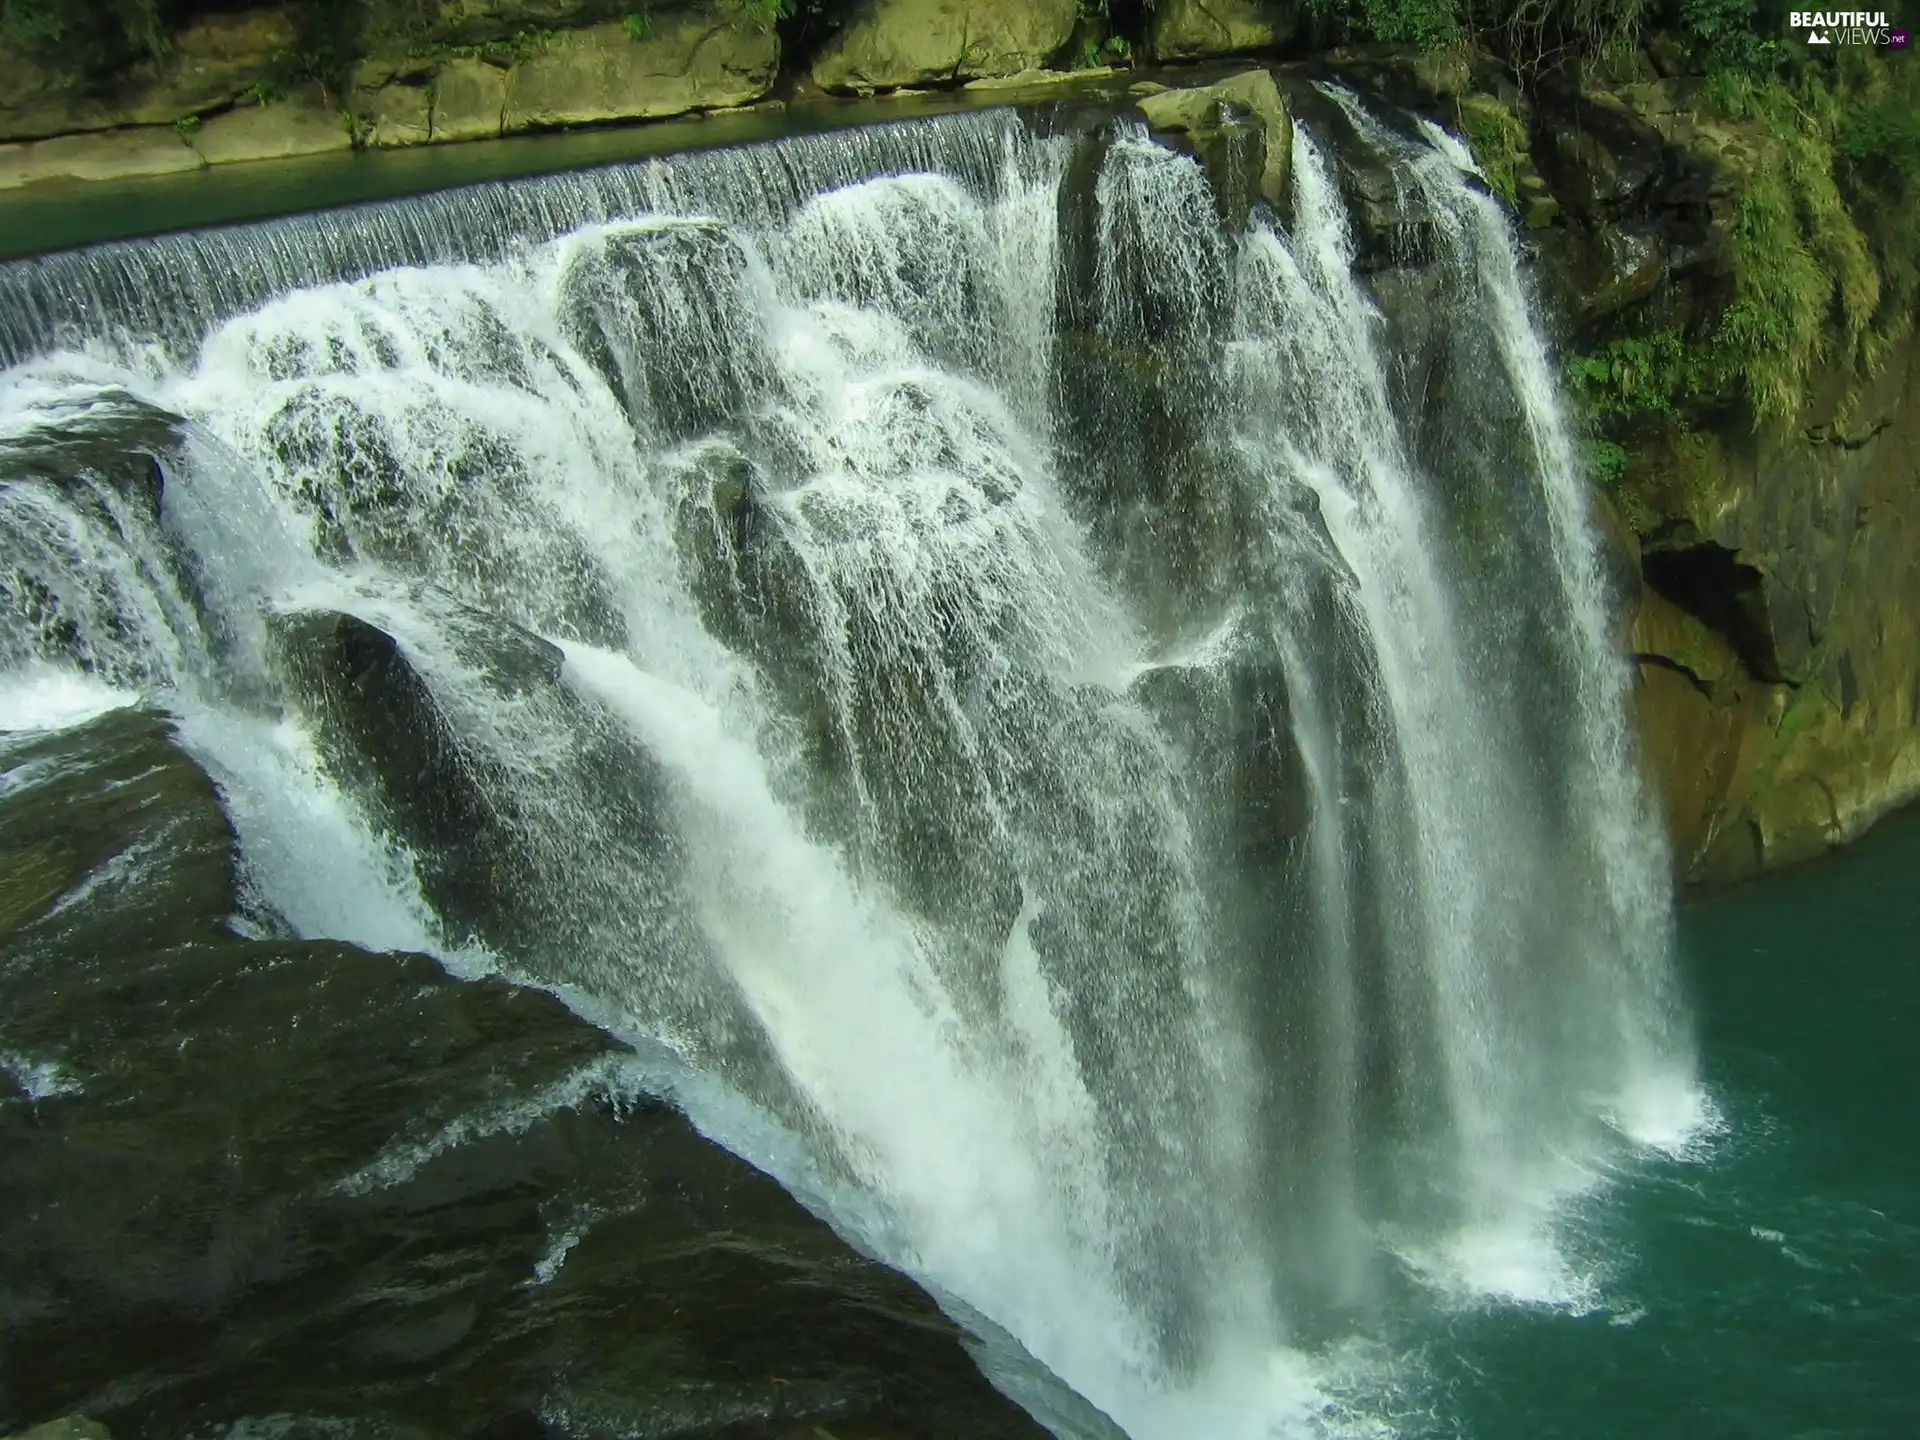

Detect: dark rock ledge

[0,705,1049,1439]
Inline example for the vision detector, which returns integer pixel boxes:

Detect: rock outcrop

[810,0,1079,92]
[1508,75,1920,885]
[189,84,353,163]
[1136,69,1294,214]
[0,8,295,143]
[1625,338,1920,884]
[0,3,780,185]
[1149,0,1299,60]
[0,704,1049,1440]
[501,14,780,131]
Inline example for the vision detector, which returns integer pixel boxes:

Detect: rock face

[811,0,1078,92]
[1149,0,1298,60]
[189,85,353,165]
[0,706,1049,1439]
[501,14,780,131]
[1515,78,1920,885]
[0,8,295,143]
[430,57,513,142]
[0,129,202,191]
[1136,69,1293,214]
[1624,338,1920,884]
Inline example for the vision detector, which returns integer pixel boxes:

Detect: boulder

[811,0,1078,92]
[190,87,353,167]
[0,391,183,518]
[429,58,510,142]
[0,128,202,191]
[0,709,234,956]
[501,14,778,131]
[270,599,564,949]
[1136,68,1293,212]
[555,218,771,441]
[0,706,1048,1440]
[1149,0,1298,60]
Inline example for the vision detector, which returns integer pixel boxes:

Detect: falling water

[0,99,1707,1437]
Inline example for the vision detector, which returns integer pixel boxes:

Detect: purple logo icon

[1892,27,1911,46]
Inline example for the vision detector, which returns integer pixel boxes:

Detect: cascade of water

[0,97,1709,1439]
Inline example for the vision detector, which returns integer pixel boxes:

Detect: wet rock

[0,689,1047,1440]
[189,86,353,168]
[270,596,574,951]
[1284,84,1434,269]
[1136,69,1293,218]
[5,1419,111,1440]
[430,58,511,143]
[0,128,202,192]
[0,392,183,518]
[1149,0,1298,60]
[1321,43,1475,107]
[811,0,1078,92]
[0,708,235,955]
[1130,642,1310,865]
[556,219,769,443]
[501,15,778,131]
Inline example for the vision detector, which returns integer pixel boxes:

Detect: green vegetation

[1,0,171,72]
[406,27,567,68]
[1458,99,1527,203]
[735,0,795,32]
[1302,0,1648,72]
[1569,331,1707,419]
[624,12,652,41]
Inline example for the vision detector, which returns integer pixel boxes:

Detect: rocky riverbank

[0,689,1051,1438]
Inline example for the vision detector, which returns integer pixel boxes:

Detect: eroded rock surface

[810,0,1078,92]
[0,706,1049,1439]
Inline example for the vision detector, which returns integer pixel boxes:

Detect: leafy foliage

[1459,100,1527,203]
[1569,331,1707,417]
[735,0,795,31]
[1303,0,1646,72]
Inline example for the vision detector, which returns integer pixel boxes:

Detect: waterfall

[0,99,1709,1437]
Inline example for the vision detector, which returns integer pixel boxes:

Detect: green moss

[1459,98,1527,204]
[1569,329,1707,418]
[1699,65,1902,428]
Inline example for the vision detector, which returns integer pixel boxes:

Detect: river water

[1,91,1909,1439]
[1393,811,1920,1438]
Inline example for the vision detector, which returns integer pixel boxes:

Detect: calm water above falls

[1,95,1910,1439]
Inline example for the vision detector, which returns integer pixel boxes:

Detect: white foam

[0,666,137,735]
[0,1050,81,1100]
